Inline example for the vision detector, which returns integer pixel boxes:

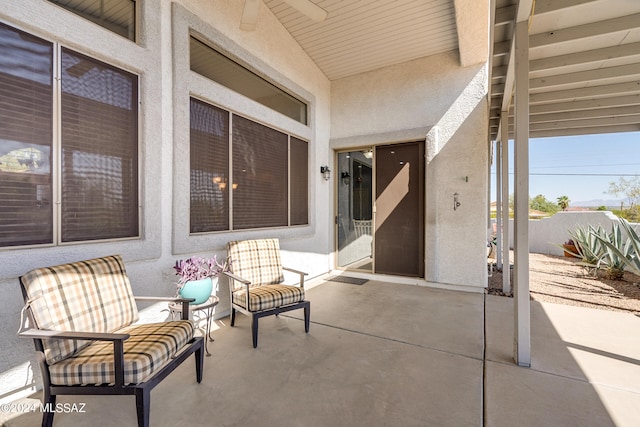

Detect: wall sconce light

[320,165,331,181]
[341,171,350,185]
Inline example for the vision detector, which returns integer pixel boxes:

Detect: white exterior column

[513,19,531,367]
[500,120,510,295]
[495,139,502,270]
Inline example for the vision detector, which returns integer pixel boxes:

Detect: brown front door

[374,142,425,277]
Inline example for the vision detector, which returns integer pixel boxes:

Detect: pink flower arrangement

[173,255,229,288]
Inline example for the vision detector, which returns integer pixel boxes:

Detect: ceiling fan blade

[282,0,328,22]
[240,0,261,31]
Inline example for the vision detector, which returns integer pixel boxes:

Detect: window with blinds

[290,137,309,226]
[190,37,308,125]
[189,97,308,233]
[0,23,54,247]
[48,0,136,42]
[0,22,139,248]
[190,99,229,233]
[60,48,138,242]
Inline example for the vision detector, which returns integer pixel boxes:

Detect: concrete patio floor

[3,277,640,426]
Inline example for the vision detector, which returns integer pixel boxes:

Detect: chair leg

[41,394,56,427]
[304,303,310,333]
[195,340,204,383]
[251,314,259,348]
[135,388,150,427]
[230,307,236,327]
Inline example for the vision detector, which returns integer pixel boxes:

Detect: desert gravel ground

[488,252,640,314]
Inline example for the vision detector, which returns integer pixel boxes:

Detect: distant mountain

[572,199,623,208]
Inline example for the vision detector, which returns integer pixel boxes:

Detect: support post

[501,119,510,295]
[513,19,531,367]
[495,140,502,270]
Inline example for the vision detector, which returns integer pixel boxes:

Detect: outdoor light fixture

[341,171,350,185]
[320,165,331,181]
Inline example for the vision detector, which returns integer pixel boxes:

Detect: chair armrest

[283,266,308,288]
[222,271,252,304]
[222,271,251,293]
[20,329,130,387]
[18,329,130,342]
[283,266,308,276]
[222,271,251,285]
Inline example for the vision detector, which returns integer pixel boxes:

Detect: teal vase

[179,277,214,305]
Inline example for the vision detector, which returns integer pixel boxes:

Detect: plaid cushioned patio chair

[224,238,310,348]
[18,255,204,427]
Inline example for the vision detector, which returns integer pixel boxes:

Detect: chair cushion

[20,255,139,365]
[227,239,284,288]
[48,320,194,385]
[233,284,305,312]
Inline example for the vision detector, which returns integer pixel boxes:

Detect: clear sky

[491,131,640,206]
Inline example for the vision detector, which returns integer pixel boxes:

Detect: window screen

[188,98,308,233]
[48,0,136,41]
[290,137,308,226]
[0,23,54,247]
[60,48,139,242]
[232,115,288,229]
[190,37,308,125]
[190,98,230,233]
[0,23,139,248]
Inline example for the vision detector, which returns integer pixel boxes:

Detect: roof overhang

[489,0,640,141]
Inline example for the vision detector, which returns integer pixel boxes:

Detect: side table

[169,295,219,356]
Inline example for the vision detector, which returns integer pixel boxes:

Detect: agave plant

[594,219,640,277]
[566,224,606,275]
[592,221,635,280]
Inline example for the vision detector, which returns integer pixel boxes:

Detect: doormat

[326,276,368,285]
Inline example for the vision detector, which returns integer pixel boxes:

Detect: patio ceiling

[490,0,640,141]
[260,0,488,80]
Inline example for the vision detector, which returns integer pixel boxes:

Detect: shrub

[567,224,606,275]
[594,219,640,277]
[594,222,631,280]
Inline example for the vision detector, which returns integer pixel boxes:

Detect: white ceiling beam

[508,114,640,131]
[491,97,504,109]
[506,105,640,123]
[528,94,640,114]
[495,5,515,26]
[528,124,640,138]
[281,0,328,23]
[492,65,508,79]
[530,63,640,89]
[493,40,511,57]
[530,14,640,48]
[530,81,640,104]
[534,0,600,15]
[494,80,640,104]
[498,0,534,116]
[500,94,640,115]
[530,42,640,72]
[453,0,490,66]
[240,0,260,31]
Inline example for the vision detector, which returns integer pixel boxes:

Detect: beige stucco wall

[331,52,489,288]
